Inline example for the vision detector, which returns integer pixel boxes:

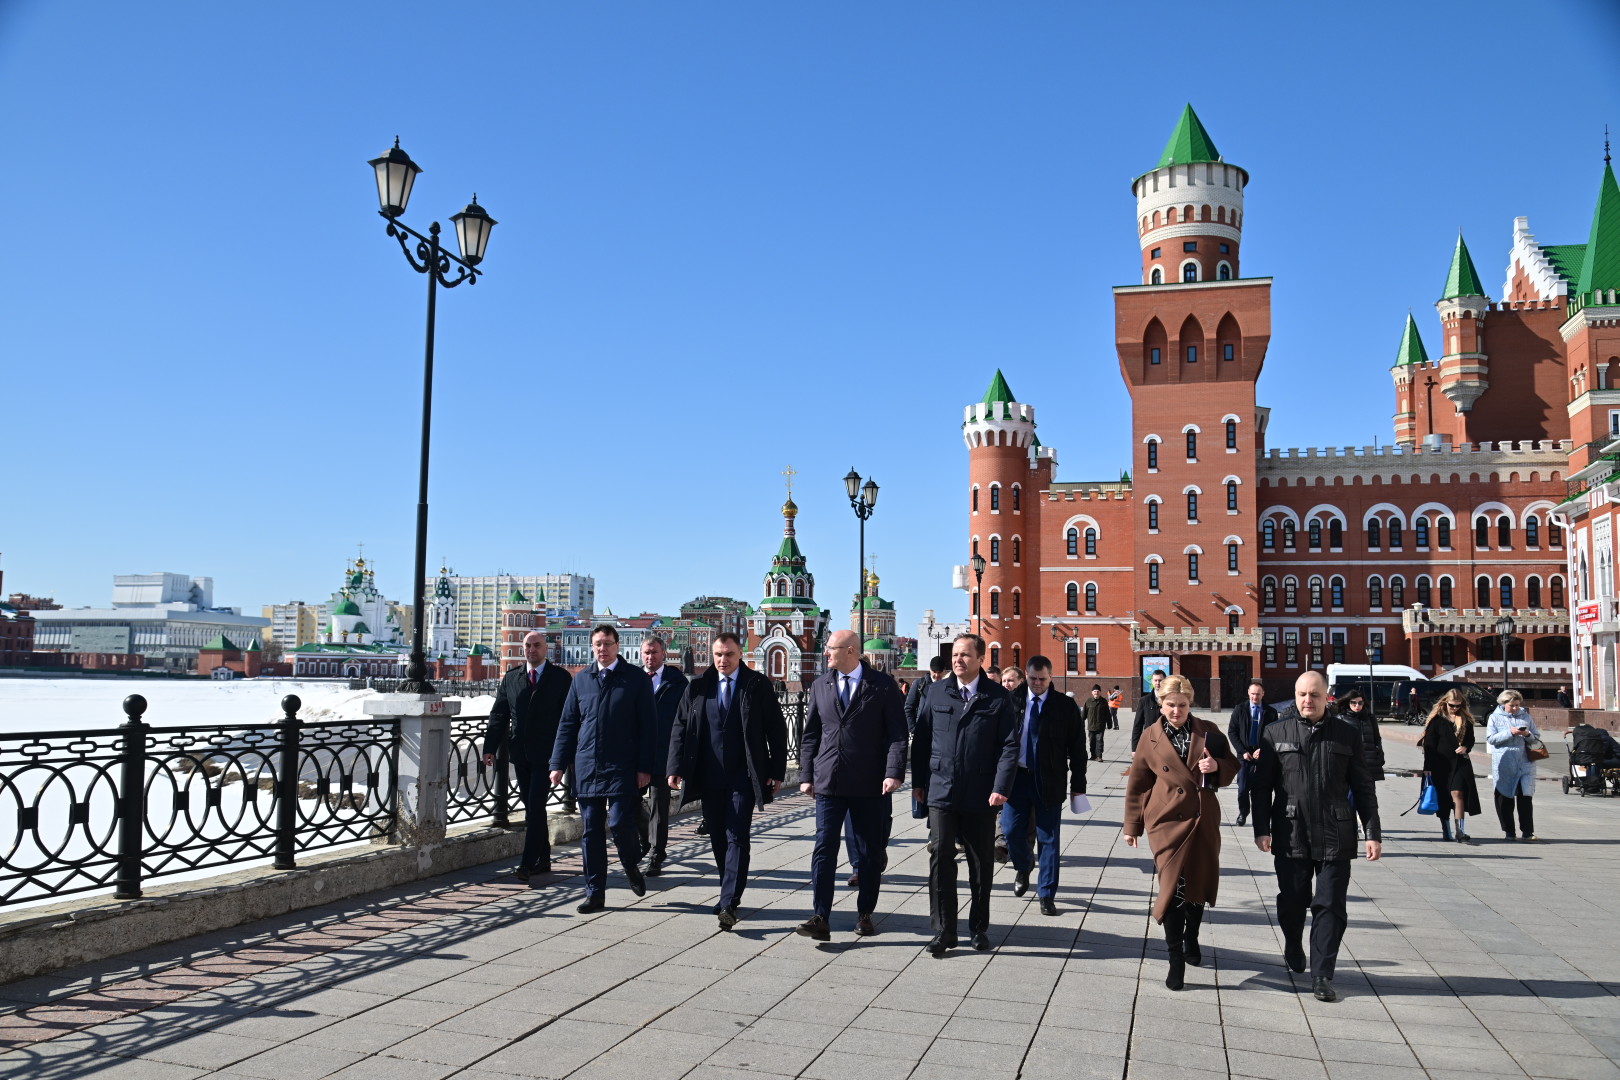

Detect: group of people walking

[485,626,1401,1004]
[1418,687,1543,843]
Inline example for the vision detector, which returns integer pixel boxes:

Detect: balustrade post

[274,695,301,870]
[364,693,457,847]
[113,695,148,900]
[492,744,511,829]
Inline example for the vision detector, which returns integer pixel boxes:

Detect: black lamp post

[844,469,879,655]
[970,552,987,637]
[368,138,497,693]
[1494,613,1516,698]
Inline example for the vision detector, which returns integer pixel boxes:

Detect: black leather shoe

[625,864,646,897]
[993,844,1008,864]
[795,915,831,941]
[534,862,551,874]
[645,854,664,877]
[971,932,991,952]
[577,896,604,914]
[717,906,738,931]
[1235,813,1248,827]
[1039,898,1058,917]
[513,865,531,882]
[1312,977,1338,1002]
[856,914,877,937]
[846,873,859,888]
[696,820,710,836]
[1013,871,1029,897]
[927,933,956,957]
[1284,939,1306,973]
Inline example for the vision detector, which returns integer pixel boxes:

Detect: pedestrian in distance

[1130,669,1168,753]
[668,632,788,931]
[1082,684,1111,761]
[1337,690,1385,783]
[911,632,1018,957]
[905,655,949,734]
[795,630,908,941]
[1227,679,1277,828]
[639,636,689,876]
[1124,675,1240,990]
[1251,670,1382,1003]
[1107,685,1123,729]
[1421,689,1482,844]
[1002,657,1088,916]
[994,661,1033,864]
[1556,685,1573,709]
[1000,666,1025,693]
[551,624,657,913]
[1486,690,1540,841]
[483,631,572,882]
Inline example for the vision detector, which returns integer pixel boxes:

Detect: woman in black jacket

[1337,691,1385,780]
[1421,689,1481,844]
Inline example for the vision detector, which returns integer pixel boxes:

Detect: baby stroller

[1562,725,1620,796]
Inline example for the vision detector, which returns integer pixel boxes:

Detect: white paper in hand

[1069,794,1092,815]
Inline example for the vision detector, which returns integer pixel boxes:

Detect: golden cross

[781,464,797,497]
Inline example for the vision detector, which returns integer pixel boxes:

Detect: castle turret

[1133,104,1248,286]
[1436,233,1491,414]
[1390,312,1434,445]
[964,370,1040,668]
[499,587,546,673]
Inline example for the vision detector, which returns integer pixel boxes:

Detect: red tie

[529,669,538,686]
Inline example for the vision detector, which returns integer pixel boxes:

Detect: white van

[1324,663,1423,685]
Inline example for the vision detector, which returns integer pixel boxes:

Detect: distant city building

[0,563,36,668]
[198,634,287,679]
[498,587,547,673]
[263,601,319,651]
[31,571,269,671]
[747,495,829,688]
[427,567,457,659]
[289,641,407,679]
[5,593,60,611]
[915,611,972,668]
[851,569,898,672]
[428,572,595,653]
[317,557,407,647]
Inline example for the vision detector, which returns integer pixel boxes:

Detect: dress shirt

[959,674,981,701]
[526,660,547,684]
[835,663,863,699]
[647,666,662,692]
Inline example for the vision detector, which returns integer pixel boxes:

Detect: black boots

[1439,816,1452,841]
[1162,906,1187,990]
[1184,904,1205,966]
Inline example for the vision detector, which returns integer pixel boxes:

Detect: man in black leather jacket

[1251,670,1382,1004]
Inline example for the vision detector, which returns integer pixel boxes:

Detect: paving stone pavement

[1,716,1617,1080]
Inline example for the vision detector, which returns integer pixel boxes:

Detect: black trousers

[642,778,674,858]
[1493,791,1534,837]
[1274,856,1351,979]
[1235,762,1254,817]
[1089,730,1106,759]
[929,806,996,938]
[511,753,552,872]
[702,786,756,910]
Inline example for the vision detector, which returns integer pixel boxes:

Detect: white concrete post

[364,693,461,849]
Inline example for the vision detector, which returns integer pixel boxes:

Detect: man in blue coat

[911,632,1019,957]
[795,629,908,941]
[483,630,572,880]
[638,635,688,876]
[668,632,788,930]
[550,624,657,913]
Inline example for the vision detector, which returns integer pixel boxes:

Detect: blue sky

[5,1,1618,631]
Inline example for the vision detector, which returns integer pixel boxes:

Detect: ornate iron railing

[444,715,576,826]
[0,695,398,908]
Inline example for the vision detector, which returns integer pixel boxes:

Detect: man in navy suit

[911,632,1019,957]
[551,625,657,913]
[795,629,908,941]
[1002,657,1087,916]
[483,630,572,881]
[639,635,688,876]
[668,633,787,930]
[1227,679,1278,827]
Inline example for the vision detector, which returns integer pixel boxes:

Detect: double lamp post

[367,139,496,693]
[844,470,879,657]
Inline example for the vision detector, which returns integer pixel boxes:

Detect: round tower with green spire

[1436,232,1491,415]
[1133,104,1249,286]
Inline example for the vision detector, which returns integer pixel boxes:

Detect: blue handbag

[1417,775,1440,815]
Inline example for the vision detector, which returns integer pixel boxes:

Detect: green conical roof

[982,369,1016,405]
[1157,104,1222,168]
[1441,233,1486,299]
[1577,161,1620,297]
[774,535,805,563]
[245,637,262,652]
[332,599,361,616]
[469,643,491,656]
[507,588,527,604]
[1395,313,1431,366]
[202,633,238,651]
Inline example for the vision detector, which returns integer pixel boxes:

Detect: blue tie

[839,675,851,710]
[720,676,732,714]
[1024,695,1040,764]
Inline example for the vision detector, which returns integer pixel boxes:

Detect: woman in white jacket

[1486,690,1541,842]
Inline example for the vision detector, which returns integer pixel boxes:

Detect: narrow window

[990,537,1000,564]
[1012,537,1021,563]
[990,646,1000,669]
[1415,517,1429,548]
[1331,631,1346,663]
[989,485,999,511]
[1218,265,1232,281]
[1525,516,1538,547]
[1331,577,1345,607]
[1066,641,1078,674]
[1370,632,1385,665]
[1187,492,1199,521]
[1476,517,1489,548]
[1227,481,1238,511]
[1186,431,1198,459]
[972,488,978,512]
[989,591,1000,616]
[1391,578,1404,609]
[1282,521,1296,550]
[1309,520,1322,550]
[1183,265,1198,282]
[1147,441,1159,470]
[1476,576,1491,608]
[1262,579,1277,608]
[1149,563,1161,591]
[1389,520,1403,549]
[1500,577,1514,609]
[1148,501,1160,530]
[1188,553,1200,582]
[1066,583,1078,614]
[1228,612,1240,632]
[1262,519,1275,549]
[1284,578,1298,607]
[1416,576,1432,607]
[1329,520,1343,548]
[1186,344,1198,362]
[1309,577,1323,608]
[1367,519,1381,549]
[1498,516,1512,548]
[1067,528,1078,557]
[1550,522,1563,547]
[1084,642,1098,674]
[1012,486,1021,512]
[1527,577,1541,607]
[1151,268,1163,285]
[1440,577,1454,607]
[1369,577,1383,608]
[1227,542,1239,572]
[1551,576,1564,607]
[1085,584,1097,613]
[1085,528,1097,556]
[1438,518,1451,548]
[1225,419,1237,448]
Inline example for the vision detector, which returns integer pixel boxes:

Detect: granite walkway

[1,719,1617,1080]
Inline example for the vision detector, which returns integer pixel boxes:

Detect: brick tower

[1115,105,1270,705]
[1436,234,1491,415]
[498,587,546,674]
[964,370,1052,671]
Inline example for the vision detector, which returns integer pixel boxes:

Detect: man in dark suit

[669,632,788,930]
[1130,669,1168,752]
[1227,679,1278,827]
[795,629,908,941]
[550,624,656,913]
[911,632,1018,957]
[1002,657,1087,916]
[639,635,688,876]
[483,630,572,881]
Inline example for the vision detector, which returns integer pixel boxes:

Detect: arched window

[1309,520,1322,550]
[1438,518,1452,548]
[1183,263,1198,282]
[1499,576,1514,609]
[1085,528,1097,556]
[1187,492,1199,522]
[1225,419,1237,449]
[1330,576,1345,608]
[1151,267,1163,285]
[1367,519,1382,549]
[1148,562,1161,591]
[1551,576,1565,608]
[1228,611,1240,631]
[1550,521,1563,547]
[1390,577,1405,609]
[1525,515,1539,547]
[1416,575,1432,607]
[1282,521,1296,550]
[1476,576,1491,608]
[1011,645,1021,668]
[1388,521,1403,549]
[1011,486,1021,512]
[989,590,1000,616]
[1067,528,1078,557]
[1012,590,1021,616]
[1527,576,1542,608]
[1186,431,1198,460]
[989,485,1000,511]
[990,537,1000,564]
[1476,517,1489,548]
[1309,576,1324,608]
[1147,441,1159,470]
[1227,480,1238,511]
[972,487,978,512]
[1066,583,1078,614]
[1262,519,1276,549]
[990,646,1000,669]
[1329,520,1342,548]
[1148,502,1160,531]
[1415,517,1430,548]
[1011,537,1021,564]
[1218,263,1232,280]
[1085,583,1097,613]
[776,580,787,597]
[1283,577,1298,607]
[1188,552,1200,582]
[1262,578,1277,609]
[795,579,805,597]
[1227,542,1239,572]
[1498,516,1512,548]
[1368,576,1384,608]
[1439,576,1454,608]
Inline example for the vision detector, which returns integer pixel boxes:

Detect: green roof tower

[1576,155,1620,303]
[1157,104,1223,168]
[1441,233,1487,300]
[1133,105,1248,285]
[1395,313,1431,367]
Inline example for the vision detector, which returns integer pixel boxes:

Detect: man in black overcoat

[1227,679,1278,827]
[483,630,572,880]
[639,635,688,876]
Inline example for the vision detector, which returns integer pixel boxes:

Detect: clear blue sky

[5,1,1618,631]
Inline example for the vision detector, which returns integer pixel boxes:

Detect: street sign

[1577,601,1601,627]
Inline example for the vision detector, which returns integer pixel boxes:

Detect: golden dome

[781,497,799,519]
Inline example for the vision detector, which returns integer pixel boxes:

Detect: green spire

[1441,233,1486,299]
[507,588,527,604]
[202,634,238,651]
[1577,160,1620,297]
[1395,312,1431,366]
[982,369,1016,405]
[1157,104,1222,168]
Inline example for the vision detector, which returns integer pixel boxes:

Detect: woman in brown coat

[1124,674,1241,990]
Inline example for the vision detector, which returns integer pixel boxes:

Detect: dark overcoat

[910,675,1019,811]
[551,661,657,798]
[1012,686,1089,806]
[668,664,788,808]
[800,661,908,797]
[1250,712,1381,862]
[482,663,573,765]
[1123,715,1240,921]
[649,665,690,773]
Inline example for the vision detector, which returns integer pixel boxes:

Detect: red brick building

[969,106,1585,707]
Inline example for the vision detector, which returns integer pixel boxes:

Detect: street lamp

[367,138,497,693]
[970,552,987,637]
[844,469,879,656]
[1494,613,1516,698]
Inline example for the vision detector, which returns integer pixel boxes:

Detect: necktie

[1024,695,1041,763]
[529,669,538,687]
[721,676,732,713]
[839,675,851,710]
[961,686,971,703]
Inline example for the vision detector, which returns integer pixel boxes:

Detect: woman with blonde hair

[1124,674,1240,989]
[1421,689,1481,843]
[1486,689,1541,841]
